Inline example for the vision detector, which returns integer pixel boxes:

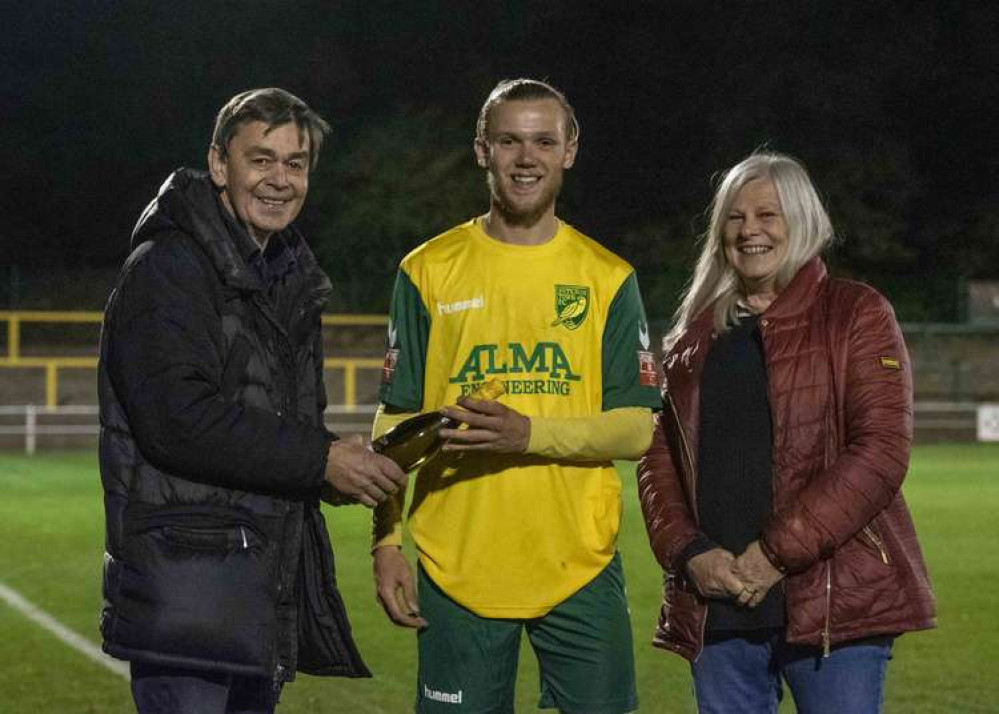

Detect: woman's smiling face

[723,177,788,297]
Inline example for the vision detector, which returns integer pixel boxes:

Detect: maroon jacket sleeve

[637,408,704,572]
[761,287,913,573]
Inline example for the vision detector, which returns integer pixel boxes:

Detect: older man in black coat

[98,88,406,713]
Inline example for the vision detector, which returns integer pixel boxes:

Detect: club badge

[551,285,590,330]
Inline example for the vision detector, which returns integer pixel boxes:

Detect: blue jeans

[130,662,282,714]
[690,629,893,714]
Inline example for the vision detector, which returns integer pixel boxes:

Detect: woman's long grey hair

[664,152,834,351]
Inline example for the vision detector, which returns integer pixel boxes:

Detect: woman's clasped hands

[686,540,784,609]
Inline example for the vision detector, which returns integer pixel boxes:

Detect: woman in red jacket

[638,152,936,713]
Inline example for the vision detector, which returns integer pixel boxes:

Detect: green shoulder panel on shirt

[601,272,661,410]
[377,268,429,411]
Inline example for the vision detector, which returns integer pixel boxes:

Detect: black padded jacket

[98,169,369,683]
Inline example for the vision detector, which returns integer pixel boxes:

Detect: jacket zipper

[862,525,890,564]
[822,562,832,657]
[273,663,287,692]
[667,393,709,659]
[667,395,698,508]
[694,603,709,662]
[252,294,299,416]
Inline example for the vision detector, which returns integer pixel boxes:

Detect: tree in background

[5,2,997,321]
[309,111,485,311]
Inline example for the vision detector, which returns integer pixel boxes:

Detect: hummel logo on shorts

[423,684,463,704]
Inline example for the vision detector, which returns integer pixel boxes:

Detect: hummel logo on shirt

[437,296,485,315]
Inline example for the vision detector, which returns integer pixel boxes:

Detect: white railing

[3,402,995,454]
[0,405,99,455]
[912,401,978,431]
[0,404,379,454]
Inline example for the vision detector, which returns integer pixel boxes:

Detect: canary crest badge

[551,285,590,330]
[879,356,901,370]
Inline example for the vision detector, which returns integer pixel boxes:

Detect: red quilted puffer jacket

[637,258,936,660]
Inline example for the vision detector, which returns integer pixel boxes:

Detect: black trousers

[130,662,281,714]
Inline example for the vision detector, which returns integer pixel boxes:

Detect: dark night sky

[5,1,998,317]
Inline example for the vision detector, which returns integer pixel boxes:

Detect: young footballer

[372,78,660,713]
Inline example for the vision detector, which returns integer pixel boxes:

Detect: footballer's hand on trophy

[324,436,407,508]
[373,546,428,629]
[440,398,530,454]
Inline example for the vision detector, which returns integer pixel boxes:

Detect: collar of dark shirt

[257,237,296,288]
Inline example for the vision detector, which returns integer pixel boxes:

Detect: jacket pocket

[860,519,892,566]
[160,523,264,554]
[114,502,283,673]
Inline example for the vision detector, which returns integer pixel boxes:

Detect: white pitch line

[0,580,130,680]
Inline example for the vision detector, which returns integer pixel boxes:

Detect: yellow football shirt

[378,218,659,617]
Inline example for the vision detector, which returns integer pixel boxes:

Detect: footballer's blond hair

[475,78,580,145]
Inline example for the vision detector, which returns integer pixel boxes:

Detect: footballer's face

[209,120,310,248]
[474,99,577,228]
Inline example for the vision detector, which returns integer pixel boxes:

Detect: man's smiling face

[209,120,310,247]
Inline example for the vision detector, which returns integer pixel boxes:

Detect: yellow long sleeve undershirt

[371,406,654,549]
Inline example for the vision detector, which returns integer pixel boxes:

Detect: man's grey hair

[211,88,331,170]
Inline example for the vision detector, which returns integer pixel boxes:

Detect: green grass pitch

[0,444,995,712]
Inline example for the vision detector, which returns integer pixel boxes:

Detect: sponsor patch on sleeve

[638,350,658,387]
[879,356,901,370]
[381,348,400,384]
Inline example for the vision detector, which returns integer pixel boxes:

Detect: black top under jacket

[697,314,785,631]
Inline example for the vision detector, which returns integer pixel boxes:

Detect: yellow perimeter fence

[0,311,388,408]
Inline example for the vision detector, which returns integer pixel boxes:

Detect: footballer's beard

[488,172,562,228]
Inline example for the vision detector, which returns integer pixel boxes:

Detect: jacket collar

[761,257,827,320]
[672,256,828,356]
